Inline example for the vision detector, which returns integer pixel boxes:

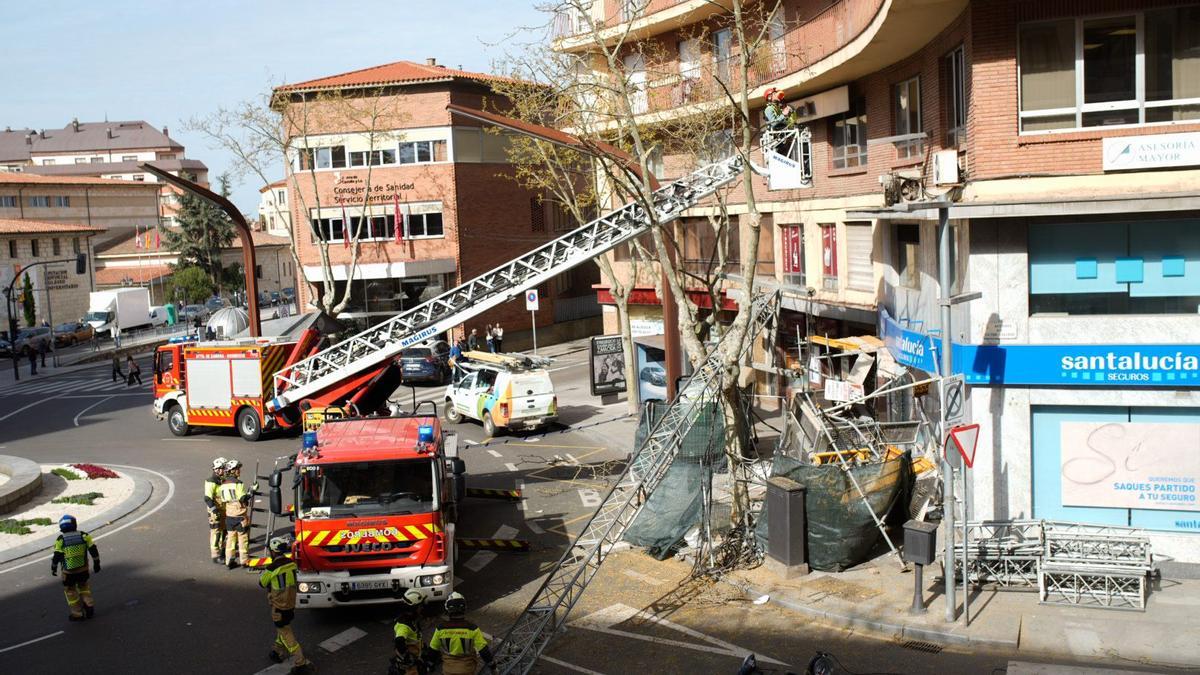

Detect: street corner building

[272,58,602,349]
[558,0,1200,560]
[0,218,101,331]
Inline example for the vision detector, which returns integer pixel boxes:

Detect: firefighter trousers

[272,609,309,666]
[62,571,94,618]
[441,655,480,675]
[224,515,249,564]
[209,510,226,558]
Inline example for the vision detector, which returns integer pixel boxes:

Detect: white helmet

[402,588,424,607]
[212,457,227,471]
[224,459,242,472]
[268,536,292,556]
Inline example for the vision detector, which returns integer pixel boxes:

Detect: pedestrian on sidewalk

[39,338,48,368]
[28,348,37,376]
[111,353,124,382]
[125,355,142,386]
[50,514,101,622]
[467,328,479,352]
[493,324,503,353]
[485,324,495,353]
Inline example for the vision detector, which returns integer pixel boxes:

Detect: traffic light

[76,253,87,275]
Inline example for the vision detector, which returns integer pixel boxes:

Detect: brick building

[274,59,600,346]
[559,0,1200,560]
[1,219,100,334]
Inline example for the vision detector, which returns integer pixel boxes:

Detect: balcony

[554,0,734,53]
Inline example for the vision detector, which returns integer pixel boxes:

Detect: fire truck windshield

[297,459,437,518]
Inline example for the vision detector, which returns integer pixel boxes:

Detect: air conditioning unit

[880,169,924,206]
[933,149,962,186]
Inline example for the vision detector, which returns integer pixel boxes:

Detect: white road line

[252,664,292,675]
[0,630,64,654]
[516,479,526,512]
[0,393,62,422]
[504,462,518,472]
[60,393,146,399]
[526,519,545,535]
[487,449,502,458]
[318,626,368,653]
[0,464,176,575]
[463,551,497,572]
[565,453,579,465]
[73,396,114,427]
[540,655,607,675]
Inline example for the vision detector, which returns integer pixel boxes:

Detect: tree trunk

[613,295,640,416]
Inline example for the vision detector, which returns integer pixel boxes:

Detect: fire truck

[151,328,402,441]
[265,412,462,607]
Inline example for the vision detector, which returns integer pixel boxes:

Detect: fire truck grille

[323,541,416,554]
[324,553,413,565]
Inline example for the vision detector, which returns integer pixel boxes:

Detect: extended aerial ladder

[267,127,806,413]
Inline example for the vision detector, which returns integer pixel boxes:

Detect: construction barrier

[465,487,523,501]
[458,538,530,552]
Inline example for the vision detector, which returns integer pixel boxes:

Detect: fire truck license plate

[351,580,392,591]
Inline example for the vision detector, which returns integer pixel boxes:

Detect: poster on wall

[1060,421,1200,511]
[590,335,626,396]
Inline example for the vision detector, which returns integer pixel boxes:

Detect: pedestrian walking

[467,328,479,351]
[113,326,121,349]
[493,323,503,353]
[50,515,101,622]
[111,353,124,382]
[39,338,48,368]
[125,355,142,386]
[423,592,496,675]
[28,348,37,376]
[203,458,227,564]
[218,459,255,569]
[389,589,427,675]
[260,536,312,673]
[485,324,495,353]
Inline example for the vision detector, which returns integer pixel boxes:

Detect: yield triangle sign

[948,424,980,468]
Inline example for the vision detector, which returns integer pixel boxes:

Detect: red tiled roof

[275,60,520,93]
[227,231,290,248]
[95,265,172,285]
[0,218,102,234]
[96,227,288,256]
[260,179,287,191]
[0,172,156,187]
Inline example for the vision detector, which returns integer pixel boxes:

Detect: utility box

[903,520,939,566]
[766,476,807,568]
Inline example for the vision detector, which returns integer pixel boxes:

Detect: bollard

[765,476,808,577]
[903,520,939,615]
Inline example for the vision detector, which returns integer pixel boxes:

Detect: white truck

[85,288,153,336]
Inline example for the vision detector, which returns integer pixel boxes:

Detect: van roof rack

[460,350,552,371]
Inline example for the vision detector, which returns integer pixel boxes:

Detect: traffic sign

[940,374,965,426]
[525,289,539,311]
[945,423,980,468]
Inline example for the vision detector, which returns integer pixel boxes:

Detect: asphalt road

[0,343,1160,675]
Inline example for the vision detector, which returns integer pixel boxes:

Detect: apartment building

[0,219,100,332]
[0,121,209,226]
[0,172,161,250]
[559,0,1200,560]
[258,179,292,237]
[273,59,600,345]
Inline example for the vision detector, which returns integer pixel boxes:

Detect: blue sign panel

[879,309,1200,387]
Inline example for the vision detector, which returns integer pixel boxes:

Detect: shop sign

[879,308,939,374]
[823,378,863,402]
[332,174,417,205]
[1103,131,1200,172]
[590,335,626,396]
[630,318,663,337]
[1061,421,1200,511]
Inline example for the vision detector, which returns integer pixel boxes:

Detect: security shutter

[846,222,873,291]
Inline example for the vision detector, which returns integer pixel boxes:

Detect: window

[895,224,920,288]
[90,157,103,163]
[132,175,145,182]
[768,11,787,75]
[678,38,701,81]
[620,0,646,22]
[121,155,137,162]
[255,264,263,279]
[846,222,872,290]
[530,197,545,232]
[300,145,347,170]
[0,196,16,208]
[72,237,80,254]
[31,239,39,257]
[42,159,55,165]
[893,77,924,159]
[945,46,967,146]
[52,238,61,256]
[349,149,397,167]
[646,145,665,178]
[1019,8,1200,132]
[29,196,50,208]
[160,153,176,160]
[780,225,804,287]
[623,53,647,114]
[831,98,868,169]
[713,29,733,84]
[54,196,70,207]
[700,129,734,164]
[406,211,444,238]
[1029,219,1200,315]
[75,157,88,164]
[7,240,15,257]
[820,224,837,290]
[398,140,445,164]
[277,189,287,204]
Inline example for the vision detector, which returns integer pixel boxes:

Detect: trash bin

[165,304,177,326]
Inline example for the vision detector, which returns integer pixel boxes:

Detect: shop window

[944,45,966,146]
[1029,219,1200,315]
[1019,8,1200,131]
[780,225,804,287]
[830,98,868,169]
[895,224,920,289]
[892,77,923,159]
[820,223,837,290]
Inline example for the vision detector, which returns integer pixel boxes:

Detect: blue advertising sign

[879,309,1200,387]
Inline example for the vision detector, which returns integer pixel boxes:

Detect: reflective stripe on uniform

[54,531,93,570]
[394,621,420,645]
[259,562,298,591]
[430,623,488,656]
[218,480,246,503]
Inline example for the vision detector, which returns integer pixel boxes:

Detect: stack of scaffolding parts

[954,519,1157,611]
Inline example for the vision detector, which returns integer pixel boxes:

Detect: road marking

[319,626,368,653]
[578,489,602,507]
[569,604,789,666]
[516,479,526,512]
[504,462,518,472]
[59,393,146,399]
[487,449,502,458]
[565,453,580,465]
[0,393,62,422]
[252,664,292,675]
[622,569,663,585]
[526,519,545,535]
[540,655,607,675]
[0,464,175,575]
[73,396,114,427]
[462,524,519,573]
[0,630,64,654]
[464,439,478,446]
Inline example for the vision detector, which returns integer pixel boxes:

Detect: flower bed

[71,463,119,479]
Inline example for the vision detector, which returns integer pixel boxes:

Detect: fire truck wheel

[237,408,262,442]
[443,401,462,424]
[481,411,498,438]
[167,405,190,437]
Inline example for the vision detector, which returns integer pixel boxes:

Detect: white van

[443,352,557,436]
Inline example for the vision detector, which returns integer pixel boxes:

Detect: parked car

[54,321,94,347]
[399,340,451,384]
[205,296,227,314]
[14,326,52,355]
[269,290,281,305]
[181,304,209,325]
[281,287,295,303]
[148,306,169,328]
[443,356,558,436]
[0,338,11,357]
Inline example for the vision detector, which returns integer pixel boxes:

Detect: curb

[0,455,44,514]
[725,578,1017,649]
[0,467,154,565]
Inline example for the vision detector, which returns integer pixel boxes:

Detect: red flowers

[71,463,119,479]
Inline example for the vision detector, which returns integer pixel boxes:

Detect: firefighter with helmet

[259,536,312,673]
[390,589,428,675]
[50,514,101,621]
[204,456,227,563]
[218,459,256,569]
[763,87,796,131]
[424,591,496,675]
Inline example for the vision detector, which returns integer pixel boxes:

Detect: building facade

[0,172,161,251]
[559,0,1200,560]
[258,179,292,237]
[0,121,209,226]
[0,219,99,333]
[275,59,600,346]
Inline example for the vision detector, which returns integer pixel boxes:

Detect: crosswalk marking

[0,375,151,398]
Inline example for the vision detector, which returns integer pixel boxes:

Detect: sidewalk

[727,555,1200,669]
[0,329,178,387]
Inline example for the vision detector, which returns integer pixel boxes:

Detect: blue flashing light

[418,424,435,444]
[302,430,318,451]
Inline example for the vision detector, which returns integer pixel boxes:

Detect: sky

[0,1,548,212]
